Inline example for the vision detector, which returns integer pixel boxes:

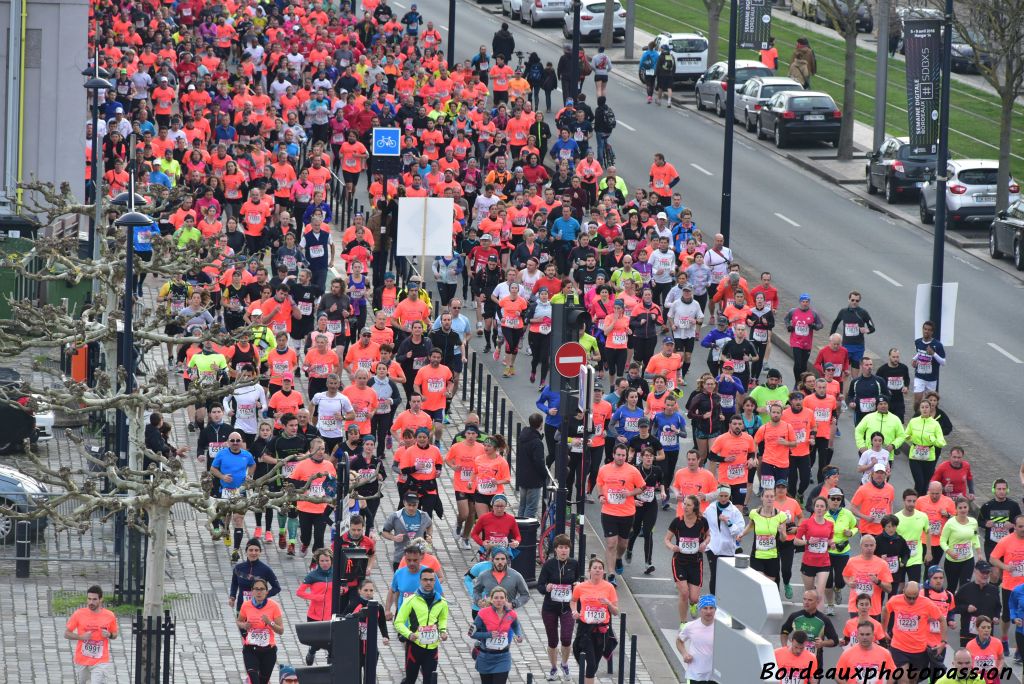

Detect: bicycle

[601,139,616,166]
[536,475,562,564]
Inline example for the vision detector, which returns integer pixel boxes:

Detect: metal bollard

[468,353,476,409]
[485,375,492,433]
[15,520,31,578]
[628,634,638,684]
[526,675,533,684]
[476,361,484,418]
[491,387,499,435]
[507,411,514,453]
[463,351,473,402]
[617,613,627,683]
[500,398,507,437]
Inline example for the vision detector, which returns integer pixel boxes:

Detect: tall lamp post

[719,0,739,246]
[447,0,457,68]
[929,0,954,336]
[568,0,582,101]
[82,67,113,261]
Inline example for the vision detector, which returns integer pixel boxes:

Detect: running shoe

[530,372,536,383]
[689,604,697,618]
[493,347,501,361]
[784,584,793,600]
[624,550,632,563]
[254,527,263,539]
[644,564,655,575]
[300,544,309,556]
[615,560,624,575]
[287,542,295,556]
[560,664,570,681]
[224,535,232,548]
[547,668,559,681]
[608,574,618,587]
[230,550,240,562]
[264,531,273,544]
[477,322,484,336]
[647,95,652,104]
[825,603,834,616]
[386,436,393,451]
[278,532,286,550]
[483,344,491,354]
[305,647,316,666]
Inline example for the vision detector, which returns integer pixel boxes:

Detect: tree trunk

[601,0,616,49]
[141,501,170,619]
[837,27,858,159]
[707,2,724,66]
[996,89,1014,211]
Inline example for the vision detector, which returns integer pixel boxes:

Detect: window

[955,168,998,185]
[785,96,836,111]
[670,38,708,53]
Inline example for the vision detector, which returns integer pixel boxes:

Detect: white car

[919,159,1020,227]
[523,0,568,26]
[650,32,709,85]
[563,0,626,42]
[502,0,524,20]
[733,76,804,131]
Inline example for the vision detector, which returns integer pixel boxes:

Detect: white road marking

[393,0,404,5]
[632,593,679,599]
[774,212,800,227]
[629,576,674,582]
[988,342,1023,364]
[737,140,753,150]
[872,270,903,287]
[619,121,636,132]
[690,163,713,176]
[440,24,448,30]
[953,254,982,271]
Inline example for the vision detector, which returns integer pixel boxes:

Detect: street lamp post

[569,0,582,101]
[930,0,954,336]
[447,0,457,68]
[719,0,740,246]
[82,65,113,262]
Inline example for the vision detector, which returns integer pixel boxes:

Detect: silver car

[733,76,804,131]
[919,159,1021,227]
[523,0,567,26]
[695,60,774,118]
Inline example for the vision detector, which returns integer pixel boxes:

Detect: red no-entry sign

[554,342,588,378]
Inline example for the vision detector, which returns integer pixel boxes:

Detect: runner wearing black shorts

[666,494,710,623]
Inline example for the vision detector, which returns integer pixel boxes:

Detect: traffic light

[565,305,591,341]
[294,616,361,684]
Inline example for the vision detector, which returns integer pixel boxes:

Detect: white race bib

[844,323,859,337]
[887,376,904,391]
[911,445,931,461]
[727,463,746,480]
[477,478,497,495]
[309,245,325,258]
[247,628,271,647]
[885,555,899,573]
[755,534,776,552]
[858,398,876,413]
[719,394,734,409]
[638,486,656,503]
[951,542,972,561]
[583,607,608,624]
[794,323,809,337]
[551,584,572,602]
[896,614,919,632]
[459,467,474,481]
[753,328,768,342]
[81,639,105,659]
[417,625,439,644]
[611,332,628,345]
[677,537,699,554]
[813,408,830,422]
[807,538,828,554]
[607,489,627,505]
[485,633,509,650]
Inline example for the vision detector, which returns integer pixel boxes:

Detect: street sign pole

[720,0,739,246]
[930,0,954,338]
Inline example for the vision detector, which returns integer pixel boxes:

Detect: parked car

[501,0,524,20]
[523,0,568,26]
[0,464,49,544]
[733,76,804,131]
[950,31,993,74]
[989,200,1024,270]
[791,0,818,21]
[755,90,841,148]
[695,60,775,118]
[563,0,626,41]
[646,32,708,85]
[866,136,938,203]
[814,0,873,33]
[920,159,1020,227]
[0,367,53,454]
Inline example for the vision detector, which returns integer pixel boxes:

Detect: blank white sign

[396,197,454,257]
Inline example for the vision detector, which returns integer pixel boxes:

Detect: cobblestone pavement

[0,301,671,684]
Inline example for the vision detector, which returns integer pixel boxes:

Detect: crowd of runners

[65,0,1024,682]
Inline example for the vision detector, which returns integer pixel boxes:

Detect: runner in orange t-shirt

[446,426,485,548]
[710,416,758,507]
[772,636,818,684]
[344,334,381,377]
[915,484,955,560]
[65,590,119,672]
[595,444,648,578]
[882,588,942,661]
[850,467,896,535]
[842,537,893,617]
[473,438,512,516]
[754,405,798,491]
[413,350,454,443]
[671,450,719,515]
[236,582,284,654]
[648,153,679,204]
[834,622,896,683]
[990,518,1024,618]
[342,371,379,436]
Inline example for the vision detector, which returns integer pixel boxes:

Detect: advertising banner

[738,0,772,50]
[903,18,942,154]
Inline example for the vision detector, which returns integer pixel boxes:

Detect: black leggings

[632,337,657,369]
[242,645,277,684]
[254,507,274,530]
[372,412,395,459]
[502,326,525,355]
[944,556,974,592]
[909,458,937,496]
[627,502,658,564]
[812,437,834,481]
[605,347,627,379]
[299,509,330,550]
[827,554,849,591]
[545,423,559,468]
[529,332,551,379]
[574,625,613,679]
[779,540,795,586]
[404,642,439,684]
[481,674,509,684]
[792,348,810,383]
[360,496,381,530]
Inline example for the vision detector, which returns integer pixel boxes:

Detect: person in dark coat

[492,22,516,62]
[556,46,574,104]
[515,413,547,519]
[144,411,186,469]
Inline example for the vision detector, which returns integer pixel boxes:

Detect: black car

[0,464,49,544]
[866,136,938,203]
[815,0,873,33]
[989,200,1024,271]
[0,368,38,454]
[755,91,841,148]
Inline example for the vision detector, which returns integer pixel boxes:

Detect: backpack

[526,61,544,83]
[600,106,617,131]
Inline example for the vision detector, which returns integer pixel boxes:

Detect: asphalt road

[390,0,1024,677]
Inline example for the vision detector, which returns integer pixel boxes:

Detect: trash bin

[513,517,538,586]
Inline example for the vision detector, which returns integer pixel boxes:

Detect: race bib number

[459,467,474,481]
[318,416,338,432]
[951,542,972,561]
[327,320,344,333]
[209,441,228,459]
[501,316,521,328]
[298,302,313,316]
[1014,562,1024,578]
[272,322,287,334]
[928,520,942,536]
[417,625,439,644]
[238,403,257,419]
[907,539,919,556]
[794,429,807,443]
[885,555,899,574]
[974,655,996,668]
[357,359,372,371]
[539,324,551,334]
[310,363,330,376]
[607,489,627,505]
[731,360,746,373]
[719,394,734,409]
[727,463,746,480]
[896,614,918,632]
[623,417,640,433]
[308,483,325,497]
[272,361,290,375]
[678,537,699,554]
[478,478,497,495]
[661,429,678,447]
[761,474,775,491]
[282,462,297,478]
[415,457,434,474]
[81,639,105,659]
[583,607,608,624]
[859,398,877,413]
[869,508,886,523]
[807,538,828,554]
[992,524,1010,542]
[969,616,978,635]
[638,486,656,503]
[844,323,859,337]
[852,578,873,595]
[752,328,768,342]
[309,245,325,258]
[551,584,572,602]
[813,408,830,422]
[413,357,427,370]
[485,633,509,650]
[911,445,931,461]
[917,359,933,376]
[755,534,776,552]
[887,377,904,391]
[359,622,368,640]
[426,378,445,393]
[611,332,628,345]
[929,619,941,634]
[171,298,185,313]
[794,323,809,337]
[247,628,271,647]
